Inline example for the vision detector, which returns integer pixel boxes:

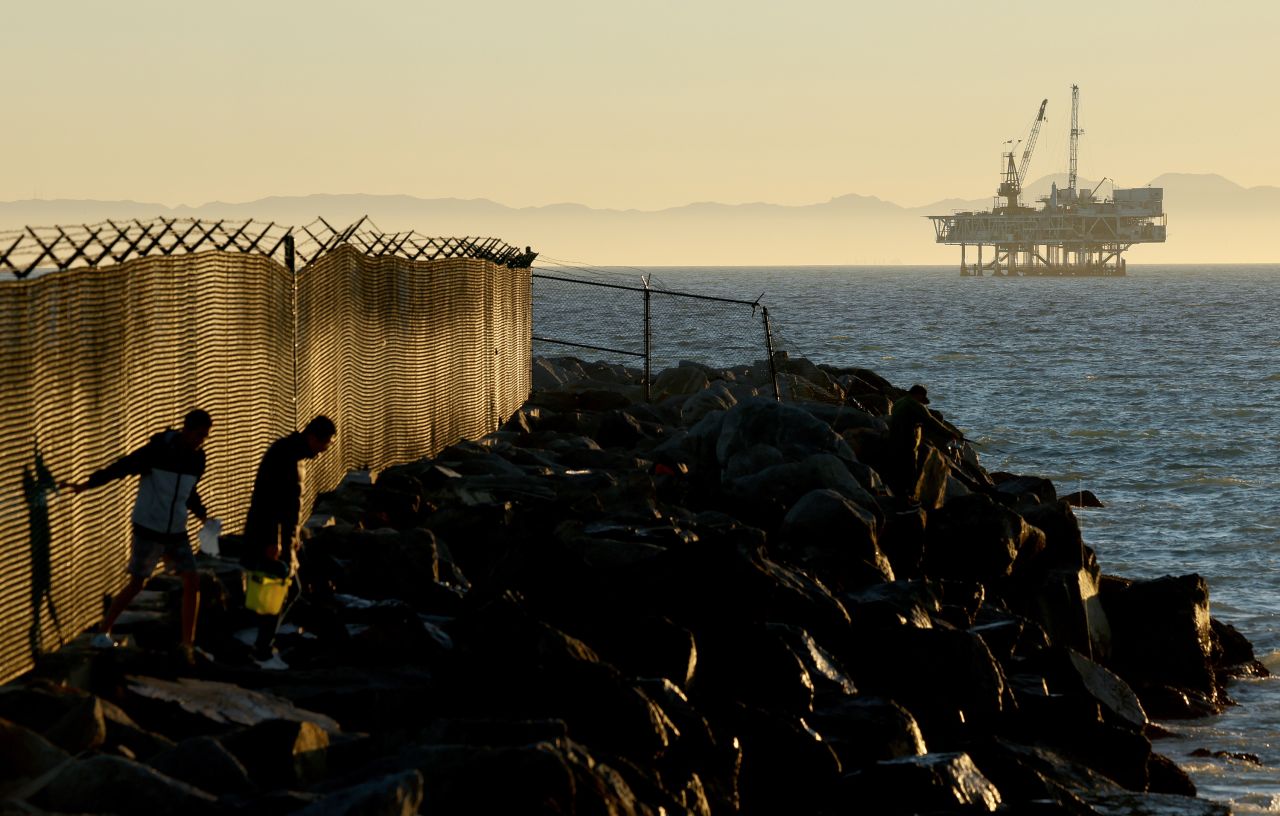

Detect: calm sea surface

[534,264,1280,812]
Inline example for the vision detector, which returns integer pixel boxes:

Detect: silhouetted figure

[24,449,63,656]
[242,415,336,669]
[62,410,212,659]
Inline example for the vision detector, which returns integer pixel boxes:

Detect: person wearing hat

[887,384,963,500]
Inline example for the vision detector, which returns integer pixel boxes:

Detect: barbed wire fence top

[0,216,537,279]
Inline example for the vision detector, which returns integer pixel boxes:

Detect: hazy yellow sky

[5,0,1276,210]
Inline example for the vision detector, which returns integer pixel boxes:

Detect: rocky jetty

[1,354,1266,815]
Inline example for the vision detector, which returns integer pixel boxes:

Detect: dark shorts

[128,525,197,577]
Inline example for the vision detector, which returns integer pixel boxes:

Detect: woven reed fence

[1,218,533,684]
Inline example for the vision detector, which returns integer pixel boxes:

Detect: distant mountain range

[2,173,1275,265]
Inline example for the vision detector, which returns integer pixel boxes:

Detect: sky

[5,0,1278,211]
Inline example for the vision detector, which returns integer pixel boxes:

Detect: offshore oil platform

[928,86,1166,276]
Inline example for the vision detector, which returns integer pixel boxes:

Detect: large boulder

[809,697,927,770]
[690,623,817,716]
[1002,560,1112,662]
[1101,574,1220,717]
[724,454,880,530]
[652,365,712,401]
[851,627,1006,744]
[716,703,841,815]
[925,494,1044,583]
[779,488,892,590]
[123,676,340,740]
[680,382,737,426]
[715,399,854,468]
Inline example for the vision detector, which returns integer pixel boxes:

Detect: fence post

[643,275,652,402]
[762,306,781,401]
[285,233,299,428]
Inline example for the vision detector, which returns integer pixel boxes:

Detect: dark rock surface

[2,354,1256,815]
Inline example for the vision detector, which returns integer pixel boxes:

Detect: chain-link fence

[1,217,533,684]
[532,269,780,399]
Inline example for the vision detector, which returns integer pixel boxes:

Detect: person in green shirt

[887,384,963,499]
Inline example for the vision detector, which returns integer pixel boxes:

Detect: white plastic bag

[198,518,222,556]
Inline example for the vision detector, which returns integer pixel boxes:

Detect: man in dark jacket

[63,409,212,655]
[242,414,336,668]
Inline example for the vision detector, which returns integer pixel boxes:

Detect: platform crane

[997,98,1048,210]
[1068,84,1083,196]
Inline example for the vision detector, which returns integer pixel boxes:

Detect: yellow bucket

[245,571,289,615]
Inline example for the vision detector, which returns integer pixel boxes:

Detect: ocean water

[534,263,1280,811]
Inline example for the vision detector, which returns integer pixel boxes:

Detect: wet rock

[1147,752,1197,796]
[1188,747,1262,766]
[993,473,1058,506]
[1210,617,1270,678]
[1061,490,1104,508]
[1100,574,1219,715]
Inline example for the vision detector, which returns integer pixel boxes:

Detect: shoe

[90,633,117,649]
[253,653,289,671]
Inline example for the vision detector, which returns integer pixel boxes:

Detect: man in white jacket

[64,409,212,659]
